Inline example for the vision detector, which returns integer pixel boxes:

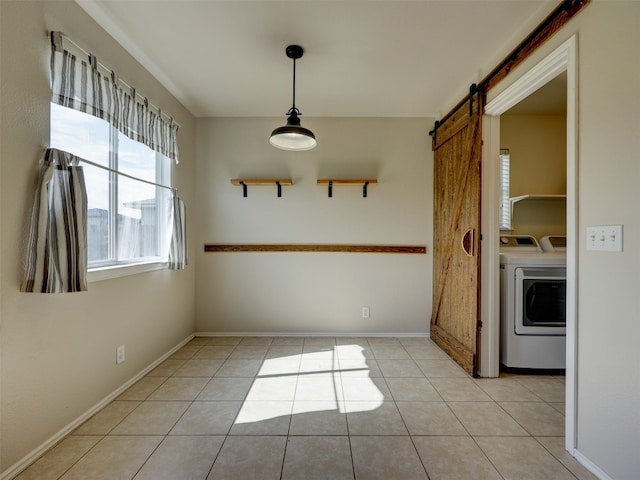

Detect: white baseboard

[573,449,613,480]
[194,331,430,338]
[0,334,195,480]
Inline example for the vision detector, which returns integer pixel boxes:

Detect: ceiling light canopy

[269,45,317,151]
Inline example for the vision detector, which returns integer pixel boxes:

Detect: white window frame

[50,104,172,282]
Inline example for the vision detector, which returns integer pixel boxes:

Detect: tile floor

[15,336,597,480]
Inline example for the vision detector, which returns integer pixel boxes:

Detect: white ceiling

[77,0,558,119]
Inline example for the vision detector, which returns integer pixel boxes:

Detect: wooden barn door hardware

[317,179,378,198]
[230,178,293,198]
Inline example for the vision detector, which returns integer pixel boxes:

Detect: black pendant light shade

[269,45,317,151]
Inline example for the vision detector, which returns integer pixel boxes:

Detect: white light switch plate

[586,225,623,252]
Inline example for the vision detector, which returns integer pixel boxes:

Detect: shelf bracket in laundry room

[317,179,378,198]
[230,178,293,198]
[509,194,566,229]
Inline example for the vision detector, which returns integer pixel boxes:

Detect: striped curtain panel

[49,32,179,163]
[22,149,88,293]
[168,194,187,270]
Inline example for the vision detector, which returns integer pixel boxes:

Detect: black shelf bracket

[240,181,248,198]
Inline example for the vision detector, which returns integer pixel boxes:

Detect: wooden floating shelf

[204,244,426,254]
[317,179,378,198]
[230,178,293,198]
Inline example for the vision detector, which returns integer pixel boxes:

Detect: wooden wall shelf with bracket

[230,178,293,198]
[316,179,378,198]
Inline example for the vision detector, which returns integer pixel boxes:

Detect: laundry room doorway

[480,35,578,452]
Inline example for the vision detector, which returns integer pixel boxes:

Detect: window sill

[88,261,168,283]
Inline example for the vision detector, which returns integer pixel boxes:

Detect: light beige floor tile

[146,359,185,377]
[345,401,408,435]
[170,401,241,435]
[230,401,293,435]
[535,436,599,480]
[335,337,370,345]
[257,357,300,376]
[303,336,337,346]
[415,358,469,378]
[385,377,442,401]
[147,376,209,401]
[74,401,140,435]
[15,436,101,480]
[370,345,411,360]
[265,344,303,358]
[133,436,224,480]
[245,375,298,401]
[207,435,286,480]
[429,378,492,401]
[301,346,338,360]
[299,357,340,374]
[117,377,166,401]
[550,402,566,415]
[194,345,235,359]
[499,401,565,436]
[186,336,210,346]
[239,336,274,346]
[282,436,354,480]
[350,436,428,479]
[169,345,202,360]
[111,401,190,435]
[413,436,502,480]
[229,345,269,359]
[290,401,348,435]
[271,336,305,346]
[197,377,254,400]
[341,376,392,401]
[215,359,262,377]
[476,436,576,480]
[397,401,467,435]
[205,336,242,346]
[448,402,528,436]
[404,345,450,360]
[339,358,382,377]
[474,377,543,401]
[294,373,342,402]
[367,337,402,346]
[398,337,432,346]
[335,343,375,360]
[59,436,161,480]
[513,375,566,402]
[173,358,223,377]
[377,359,424,377]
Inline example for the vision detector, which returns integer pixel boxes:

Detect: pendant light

[269,45,317,151]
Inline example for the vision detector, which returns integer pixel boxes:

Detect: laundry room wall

[501,114,567,239]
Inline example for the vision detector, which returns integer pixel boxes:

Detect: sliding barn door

[431,92,483,376]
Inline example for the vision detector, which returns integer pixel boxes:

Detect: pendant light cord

[291,57,297,113]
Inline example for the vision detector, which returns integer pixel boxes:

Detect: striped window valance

[49,31,179,163]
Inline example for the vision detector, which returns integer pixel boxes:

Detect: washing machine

[500,235,566,371]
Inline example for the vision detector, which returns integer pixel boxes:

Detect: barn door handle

[461,228,475,257]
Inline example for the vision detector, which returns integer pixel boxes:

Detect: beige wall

[195,117,433,334]
[489,1,640,478]
[0,1,196,472]
[501,114,567,239]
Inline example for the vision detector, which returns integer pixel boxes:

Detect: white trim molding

[0,334,195,480]
[194,332,430,338]
[481,35,578,454]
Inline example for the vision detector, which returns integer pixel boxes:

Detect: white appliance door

[514,267,566,335]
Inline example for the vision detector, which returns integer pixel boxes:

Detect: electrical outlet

[362,306,370,318]
[116,345,125,364]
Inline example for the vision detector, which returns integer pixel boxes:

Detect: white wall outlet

[362,306,370,318]
[586,225,623,252]
[116,345,125,364]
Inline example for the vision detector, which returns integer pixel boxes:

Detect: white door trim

[480,34,578,454]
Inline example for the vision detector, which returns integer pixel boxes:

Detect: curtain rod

[75,156,177,193]
[51,31,181,129]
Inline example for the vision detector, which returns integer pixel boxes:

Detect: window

[499,148,511,230]
[50,103,172,271]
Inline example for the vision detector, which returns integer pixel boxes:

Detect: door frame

[480,35,578,453]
